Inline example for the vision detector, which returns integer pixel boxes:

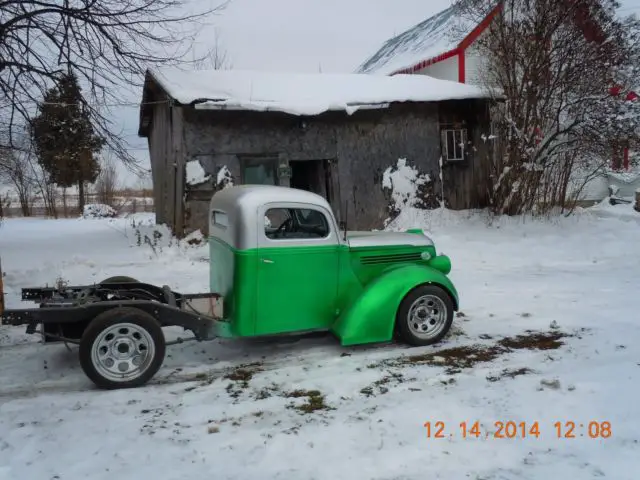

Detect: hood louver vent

[360,252,422,265]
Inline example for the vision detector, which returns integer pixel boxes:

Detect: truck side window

[264,207,330,240]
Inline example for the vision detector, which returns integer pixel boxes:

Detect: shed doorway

[290,159,328,198]
[289,159,341,223]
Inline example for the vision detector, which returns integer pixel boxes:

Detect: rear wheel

[395,285,454,346]
[79,307,166,389]
[99,276,139,284]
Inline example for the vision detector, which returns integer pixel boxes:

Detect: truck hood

[346,230,434,248]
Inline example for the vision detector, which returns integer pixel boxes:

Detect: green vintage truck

[0,185,459,389]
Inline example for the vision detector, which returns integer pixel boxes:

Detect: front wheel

[395,285,454,346]
[79,307,166,389]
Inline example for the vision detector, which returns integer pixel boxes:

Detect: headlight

[428,255,452,275]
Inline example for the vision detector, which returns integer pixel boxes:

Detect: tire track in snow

[0,334,419,401]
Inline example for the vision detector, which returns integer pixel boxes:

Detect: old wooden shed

[137,68,495,236]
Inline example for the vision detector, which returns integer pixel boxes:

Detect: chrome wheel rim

[90,323,155,382]
[407,294,448,340]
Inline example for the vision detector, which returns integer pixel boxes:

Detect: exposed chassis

[1,280,221,344]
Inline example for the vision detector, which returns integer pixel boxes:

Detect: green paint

[209,232,458,344]
[254,244,340,335]
[331,263,458,345]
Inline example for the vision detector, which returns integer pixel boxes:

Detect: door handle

[262,258,274,264]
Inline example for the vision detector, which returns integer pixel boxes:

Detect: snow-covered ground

[1,202,639,479]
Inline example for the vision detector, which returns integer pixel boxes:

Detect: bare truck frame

[1,278,220,340]
[0,272,222,388]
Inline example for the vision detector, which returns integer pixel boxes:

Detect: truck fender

[331,264,459,346]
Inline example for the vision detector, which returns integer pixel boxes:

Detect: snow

[217,166,233,188]
[148,68,491,117]
[82,204,117,219]
[1,203,640,478]
[382,158,431,215]
[356,5,475,75]
[185,160,211,186]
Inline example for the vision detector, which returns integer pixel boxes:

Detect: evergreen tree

[31,72,105,211]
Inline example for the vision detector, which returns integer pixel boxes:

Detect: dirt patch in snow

[486,367,535,382]
[360,372,407,397]
[358,330,572,396]
[498,331,566,350]
[223,362,264,399]
[285,389,333,414]
[369,330,571,374]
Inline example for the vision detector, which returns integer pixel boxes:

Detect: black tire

[395,284,454,346]
[100,276,139,284]
[79,307,166,389]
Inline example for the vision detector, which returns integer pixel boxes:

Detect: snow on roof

[356,5,475,75]
[146,67,490,117]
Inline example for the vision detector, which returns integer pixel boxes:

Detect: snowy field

[0,202,639,480]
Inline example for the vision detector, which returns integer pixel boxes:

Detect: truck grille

[360,252,422,265]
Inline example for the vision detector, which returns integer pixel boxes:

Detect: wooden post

[635,189,640,212]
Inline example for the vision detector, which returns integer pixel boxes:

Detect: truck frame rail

[1,279,222,343]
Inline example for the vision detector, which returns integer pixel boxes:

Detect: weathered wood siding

[147,97,188,234]
[148,98,494,235]
[147,94,173,226]
[440,99,493,209]
[333,104,442,229]
[181,103,445,232]
[171,106,186,235]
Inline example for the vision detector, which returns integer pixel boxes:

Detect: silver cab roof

[209,185,337,250]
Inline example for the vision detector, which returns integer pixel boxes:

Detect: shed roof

[138,67,491,136]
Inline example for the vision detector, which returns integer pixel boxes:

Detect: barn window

[441,129,467,161]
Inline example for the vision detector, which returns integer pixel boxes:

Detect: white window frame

[441,128,468,162]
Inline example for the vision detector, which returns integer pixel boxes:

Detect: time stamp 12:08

[424,421,612,439]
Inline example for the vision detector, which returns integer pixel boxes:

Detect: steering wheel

[274,217,293,237]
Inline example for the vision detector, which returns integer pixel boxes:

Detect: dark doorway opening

[290,159,328,198]
[289,159,341,224]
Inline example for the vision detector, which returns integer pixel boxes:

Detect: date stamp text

[424,421,612,439]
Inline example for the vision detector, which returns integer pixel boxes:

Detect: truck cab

[208,185,458,347]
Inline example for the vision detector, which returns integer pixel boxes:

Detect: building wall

[147,95,174,227]
[145,98,494,235]
[464,31,490,86]
[180,103,448,233]
[464,49,487,86]
[439,99,493,209]
[173,100,493,235]
[147,98,188,234]
[415,55,459,82]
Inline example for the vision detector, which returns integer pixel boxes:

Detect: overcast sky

[114,0,640,185]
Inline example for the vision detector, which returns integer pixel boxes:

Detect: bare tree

[194,28,233,70]
[0,147,34,216]
[0,190,11,222]
[30,161,59,218]
[453,0,640,215]
[95,153,120,207]
[0,123,63,217]
[0,0,229,173]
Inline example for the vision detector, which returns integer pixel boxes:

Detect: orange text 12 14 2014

[423,421,612,439]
